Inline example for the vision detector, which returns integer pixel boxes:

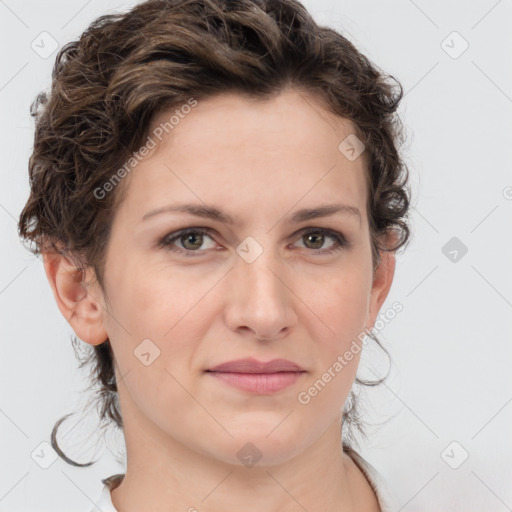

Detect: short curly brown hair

[18,0,411,466]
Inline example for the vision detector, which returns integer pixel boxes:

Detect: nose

[223,240,297,342]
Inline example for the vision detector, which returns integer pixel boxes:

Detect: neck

[111,409,357,512]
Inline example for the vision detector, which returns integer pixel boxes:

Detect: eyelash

[158,227,350,257]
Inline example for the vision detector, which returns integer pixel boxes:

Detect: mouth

[205,358,306,394]
[207,357,305,373]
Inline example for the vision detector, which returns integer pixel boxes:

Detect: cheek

[111,265,214,376]
[305,265,371,333]
[106,258,191,334]
[300,265,370,389]
[107,270,205,427]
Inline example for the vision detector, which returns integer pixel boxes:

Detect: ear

[42,249,108,346]
[366,231,398,331]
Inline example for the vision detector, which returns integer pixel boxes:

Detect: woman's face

[88,88,395,466]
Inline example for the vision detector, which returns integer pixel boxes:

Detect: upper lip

[207,358,305,373]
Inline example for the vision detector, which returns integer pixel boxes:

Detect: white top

[89,446,399,512]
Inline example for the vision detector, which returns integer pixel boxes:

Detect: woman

[18,0,411,510]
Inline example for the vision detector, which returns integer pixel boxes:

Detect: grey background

[1,0,511,510]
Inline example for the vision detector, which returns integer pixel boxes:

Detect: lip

[206,358,306,394]
[207,358,304,373]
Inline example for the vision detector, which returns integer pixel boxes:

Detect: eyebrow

[141,203,361,225]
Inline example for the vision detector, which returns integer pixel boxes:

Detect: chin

[207,425,308,468]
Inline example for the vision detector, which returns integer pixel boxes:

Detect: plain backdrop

[1,0,511,510]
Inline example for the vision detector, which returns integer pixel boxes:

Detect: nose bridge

[225,233,294,336]
[235,234,284,298]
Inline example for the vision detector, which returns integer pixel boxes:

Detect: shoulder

[343,444,400,512]
[88,474,125,512]
[102,473,125,490]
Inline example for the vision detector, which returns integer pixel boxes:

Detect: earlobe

[42,250,108,346]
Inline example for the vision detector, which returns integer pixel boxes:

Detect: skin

[43,87,396,512]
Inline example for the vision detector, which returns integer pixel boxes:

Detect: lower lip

[207,371,305,393]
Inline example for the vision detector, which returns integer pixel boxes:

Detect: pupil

[184,233,202,250]
[307,233,323,249]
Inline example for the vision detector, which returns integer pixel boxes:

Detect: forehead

[151,89,361,155]
[118,89,368,226]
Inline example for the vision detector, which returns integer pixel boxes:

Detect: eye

[158,227,350,257]
[159,228,217,256]
[293,227,349,255]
